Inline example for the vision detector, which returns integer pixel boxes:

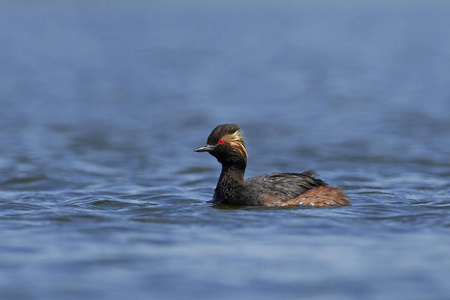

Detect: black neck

[219,163,245,185]
[214,162,246,202]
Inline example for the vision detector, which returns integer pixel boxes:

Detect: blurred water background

[1,1,449,299]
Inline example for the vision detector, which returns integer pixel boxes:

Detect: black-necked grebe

[195,124,350,207]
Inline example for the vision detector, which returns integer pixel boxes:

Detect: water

[1,1,450,299]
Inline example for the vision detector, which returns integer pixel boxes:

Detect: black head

[195,124,247,166]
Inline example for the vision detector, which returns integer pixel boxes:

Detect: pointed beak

[194,144,216,152]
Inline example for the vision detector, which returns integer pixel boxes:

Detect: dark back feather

[244,170,327,201]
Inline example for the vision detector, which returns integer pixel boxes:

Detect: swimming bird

[194,124,350,207]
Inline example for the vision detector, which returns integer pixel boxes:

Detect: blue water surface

[0,1,449,299]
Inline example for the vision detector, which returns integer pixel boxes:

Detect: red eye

[218,138,225,145]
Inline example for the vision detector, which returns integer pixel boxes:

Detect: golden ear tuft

[223,130,247,160]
